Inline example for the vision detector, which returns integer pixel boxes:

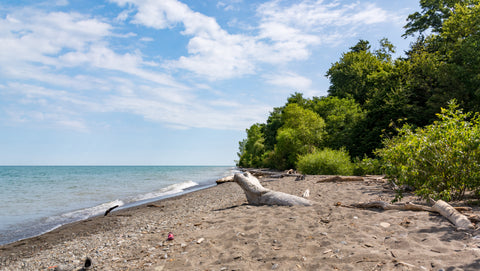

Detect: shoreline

[0,181,218,247]
[0,179,220,246]
[0,166,236,247]
[2,174,480,270]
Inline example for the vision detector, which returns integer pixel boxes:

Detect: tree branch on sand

[346,200,474,230]
[233,172,312,206]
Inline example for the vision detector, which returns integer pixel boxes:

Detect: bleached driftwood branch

[348,201,432,212]
[316,176,364,183]
[233,172,312,206]
[347,200,474,229]
[431,200,474,229]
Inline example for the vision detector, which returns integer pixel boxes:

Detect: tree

[326,39,402,157]
[311,96,366,155]
[326,39,395,106]
[237,123,266,168]
[263,107,283,151]
[403,0,480,115]
[439,0,480,112]
[273,104,325,169]
[403,0,461,37]
[349,39,371,52]
[375,38,396,62]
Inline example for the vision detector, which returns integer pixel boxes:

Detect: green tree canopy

[237,123,265,168]
[326,39,395,105]
[311,96,366,154]
[403,0,461,37]
[274,103,326,169]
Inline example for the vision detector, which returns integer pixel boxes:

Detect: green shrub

[297,148,354,175]
[353,156,383,176]
[376,100,480,201]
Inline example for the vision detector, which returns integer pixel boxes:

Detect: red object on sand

[167,232,174,240]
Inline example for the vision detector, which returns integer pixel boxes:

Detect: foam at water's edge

[132,180,199,202]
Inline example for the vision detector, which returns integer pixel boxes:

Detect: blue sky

[0,0,419,165]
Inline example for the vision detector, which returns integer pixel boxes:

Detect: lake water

[0,166,236,245]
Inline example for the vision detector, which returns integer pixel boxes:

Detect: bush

[297,148,354,175]
[353,156,383,176]
[376,100,480,201]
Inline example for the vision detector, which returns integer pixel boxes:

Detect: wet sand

[1,174,480,270]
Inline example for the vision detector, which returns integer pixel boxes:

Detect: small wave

[47,199,125,223]
[132,180,199,202]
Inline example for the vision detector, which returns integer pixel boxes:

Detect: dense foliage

[237,0,480,201]
[297,148,354,175]
[377,101,480,201]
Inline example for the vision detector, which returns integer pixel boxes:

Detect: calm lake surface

[0,166,236,245]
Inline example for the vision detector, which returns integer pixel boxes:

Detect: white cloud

[0,7,184,87]
[109,94,269,130]
[59,46,185,88]
[264,72,312,90]
[2,83,92,132]
[257,1,393,30]
[0,10,111,61]
[139,37,154,42]
[217,0,243,11]
[110,0,397,81]
[115,9,132,22]
[55,0,69,6]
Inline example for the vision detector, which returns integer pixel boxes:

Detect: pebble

[380,222,391,228]
[197,238,205,244]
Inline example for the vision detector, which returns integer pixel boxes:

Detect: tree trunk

[233,172,312,206]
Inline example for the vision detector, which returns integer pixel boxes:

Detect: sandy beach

[1,173,480,270]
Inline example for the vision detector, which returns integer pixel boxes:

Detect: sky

[0,0,420,166]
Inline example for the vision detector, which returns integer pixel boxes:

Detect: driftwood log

[233,172,312,206]
[316,176,364,183]
[347,200,474,229]
[216,175,234,184]
[348,201,432,212]
[431,200,474,229]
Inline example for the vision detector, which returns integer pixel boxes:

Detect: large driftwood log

[431,200,474,229]
[348,200,474,229]
[234,172,313,206]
